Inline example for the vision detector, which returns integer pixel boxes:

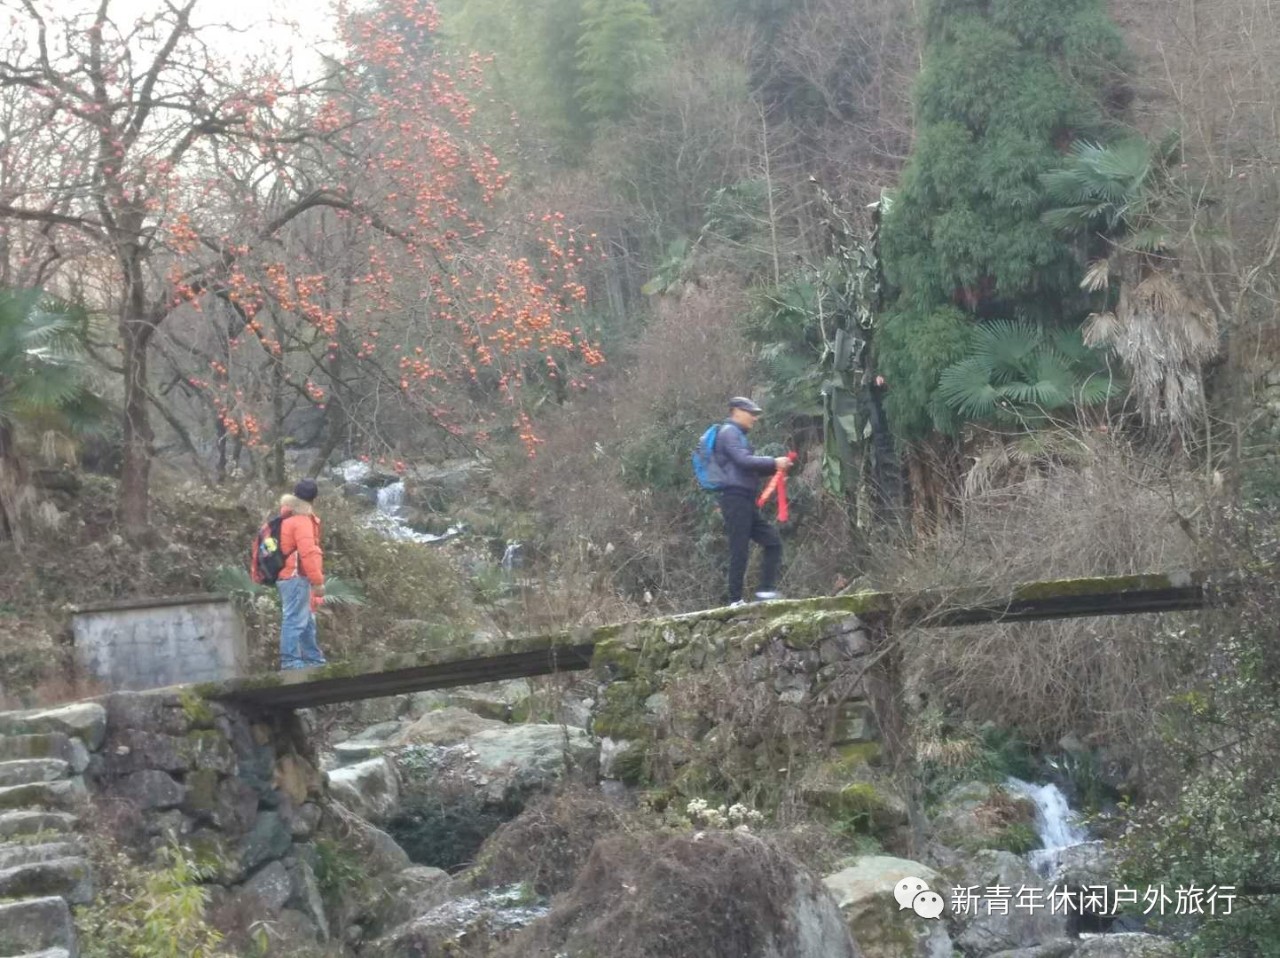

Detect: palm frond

[971,319,1042,378]
[320,576,365,606]
[937,356,1003,420]
[9,366,84,411]
[210,565,267,599]
[1080,259,1111,293]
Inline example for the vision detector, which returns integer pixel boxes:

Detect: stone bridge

[0,570,1217,954]
[206,571,1210,711]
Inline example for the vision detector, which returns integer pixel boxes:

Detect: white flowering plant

[684,798,765,831]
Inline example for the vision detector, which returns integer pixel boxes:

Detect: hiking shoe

[754,591,782,601]
[728,600,747,608]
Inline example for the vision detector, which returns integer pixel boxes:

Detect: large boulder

[949,850,1068,955]
[392,707,505,747]
[1037,840,1115,887]
[823,856,952,958]
[932,781,1038,853]
[464,724,596,807]
[380,865,455,930]
[327,757,401,824]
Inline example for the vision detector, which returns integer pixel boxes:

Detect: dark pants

[720,489,782,603]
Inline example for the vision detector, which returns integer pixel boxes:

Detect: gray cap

[728,396,763,414]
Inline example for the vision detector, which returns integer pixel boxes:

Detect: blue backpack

[692,422,739,490]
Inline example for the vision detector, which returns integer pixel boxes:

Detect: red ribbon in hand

[757,452,798,522]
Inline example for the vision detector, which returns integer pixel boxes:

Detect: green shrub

[79,841,224,958]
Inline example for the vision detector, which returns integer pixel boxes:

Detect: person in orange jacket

[277,479,327,670]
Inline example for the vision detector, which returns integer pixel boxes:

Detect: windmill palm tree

[1041,138,1218,437]
[0,288,109,541]
[935,318,1117,429]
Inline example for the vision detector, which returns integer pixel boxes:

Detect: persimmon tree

[0,0,601,531]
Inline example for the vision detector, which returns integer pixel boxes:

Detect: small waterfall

[1006,777,1091,876]
[378,480,407,516]
[330,462,463,544]
[500,541,522,572]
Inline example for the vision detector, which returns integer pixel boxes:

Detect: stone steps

[0,759,72,788]
[0,810,78,840]
[0,704,105,752]
[0,710,99,958]
[0,841,85,869]
[0,856,94,905]
[0,734,88,772]
[0,896,77,956]
[0,779,87,813]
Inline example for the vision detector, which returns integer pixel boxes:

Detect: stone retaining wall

[585,605,899,819]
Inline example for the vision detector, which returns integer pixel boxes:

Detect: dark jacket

[713,420,777,494]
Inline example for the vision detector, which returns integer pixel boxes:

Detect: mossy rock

[611,744,649,786]
[591,681,653,741]
[591,639,642,680]
[930,781,1038,853]
[830,741,884,771]
[178,688,217,729]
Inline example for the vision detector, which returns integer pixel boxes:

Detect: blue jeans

[278,577,326,670]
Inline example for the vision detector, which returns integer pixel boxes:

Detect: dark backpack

[250,514,293,585]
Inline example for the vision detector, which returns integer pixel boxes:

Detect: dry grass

[869,431,1207,748]
[469,785,636,896]
[497,830,839,958]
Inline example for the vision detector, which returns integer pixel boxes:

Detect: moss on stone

[831,742,884,771]
[591,639,641,680]
[611,744,649,786]
[178,688,217,728]
[1011,572,1190,600]
[312,661,362,680]
[991,821,1039,854]
[184,768,219,813]
[592,681,652,741]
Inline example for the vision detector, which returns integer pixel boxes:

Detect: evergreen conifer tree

[877,0,1130,439]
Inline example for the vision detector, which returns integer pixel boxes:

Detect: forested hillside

[1,0,1279,954]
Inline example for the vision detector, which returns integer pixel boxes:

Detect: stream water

[335,460,463,544]
[1005,777,1092,877]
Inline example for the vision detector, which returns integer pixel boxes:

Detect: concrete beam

[206,570,1213,709]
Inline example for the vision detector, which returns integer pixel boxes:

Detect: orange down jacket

[278,502,324,588]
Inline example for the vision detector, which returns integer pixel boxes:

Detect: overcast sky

[12,0,345,82]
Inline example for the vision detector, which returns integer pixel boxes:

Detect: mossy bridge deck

[206,571,1211,710]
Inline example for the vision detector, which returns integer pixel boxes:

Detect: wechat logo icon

[893,876,945,920]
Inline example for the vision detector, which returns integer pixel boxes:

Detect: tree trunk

[119,315,154,535]
[0,420,26,546]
